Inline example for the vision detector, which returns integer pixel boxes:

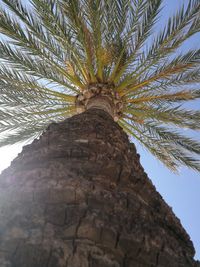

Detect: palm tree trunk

[0,108,199,267]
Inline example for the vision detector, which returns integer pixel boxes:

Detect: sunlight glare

[0,144,23,174]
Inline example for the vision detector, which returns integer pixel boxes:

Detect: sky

[0,0,200,261]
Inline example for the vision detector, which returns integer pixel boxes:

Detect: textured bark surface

[0,109,199,267]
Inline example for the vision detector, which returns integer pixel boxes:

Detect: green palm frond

[124,105,200,130]
[0,0,200,172]
[110,0,162,84]
[139,0,200,72]
[119,119,200,172]
[117,49,200,94]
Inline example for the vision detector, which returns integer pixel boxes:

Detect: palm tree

[0,0,199,266]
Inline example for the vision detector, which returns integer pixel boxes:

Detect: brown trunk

[0,109,199,267]
[86,96,114,118]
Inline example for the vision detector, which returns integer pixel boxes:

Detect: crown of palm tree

[0,0,200,171]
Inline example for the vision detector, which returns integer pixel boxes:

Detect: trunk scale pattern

[0,109,199,267]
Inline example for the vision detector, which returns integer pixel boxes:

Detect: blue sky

[0,0,199,261]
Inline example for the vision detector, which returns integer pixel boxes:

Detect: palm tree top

[0,0,200,172]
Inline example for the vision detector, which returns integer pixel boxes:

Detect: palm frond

[126,90,199,105]
[0,42,78,92]
[0,5,84,87]
[119,118,200,172]
[124,106,200,130]
[0,65,76,103]
[110,0,162,84]
[0,0,199,172]
[118,48,200,94]
[0,104,75,146]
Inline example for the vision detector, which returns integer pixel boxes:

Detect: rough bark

[0,109,199,267]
